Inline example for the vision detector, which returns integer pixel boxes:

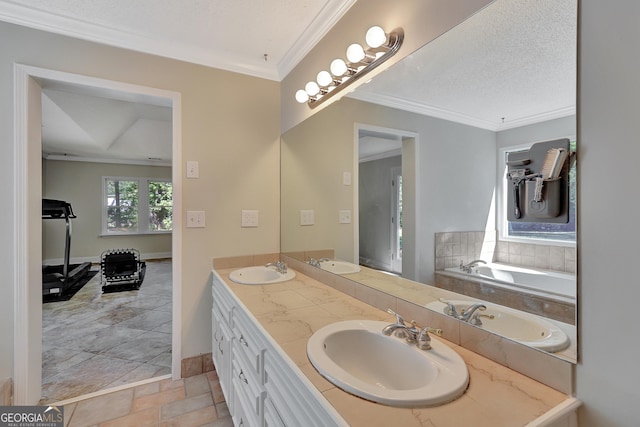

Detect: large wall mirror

[281,0,577,363]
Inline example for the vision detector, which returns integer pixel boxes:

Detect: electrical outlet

[186,211,205,228]
[241,210,259,227]
[300,210,315,226]
[339,210,351,224]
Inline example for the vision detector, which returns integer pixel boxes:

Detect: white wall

[1,21,280,383]
[577,1,640,425]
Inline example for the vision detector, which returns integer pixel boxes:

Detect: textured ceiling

[350,0,577,131]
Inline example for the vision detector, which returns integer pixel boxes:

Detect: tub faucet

[265,261,287,274]
[460,259,487,273]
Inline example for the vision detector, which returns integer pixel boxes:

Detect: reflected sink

[319,260,361,274]
[307,320,469,407]
[228,266,296,285]
[425,299,570,352]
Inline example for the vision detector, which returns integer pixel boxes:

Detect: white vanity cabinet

[212,272,346,427]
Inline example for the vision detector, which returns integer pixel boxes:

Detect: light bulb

[346,43,366,63]
[330,58,348,76]
[305,81,320,96]
[317,70,333,87]
[366,26,387,48]
[295,89,309,103]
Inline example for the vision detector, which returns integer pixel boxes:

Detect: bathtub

[444,263,576,300]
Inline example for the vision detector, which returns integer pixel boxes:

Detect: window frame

[102,176,173,236]
[497,139,576,247]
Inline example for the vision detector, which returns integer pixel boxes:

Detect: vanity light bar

[295,26,404,109]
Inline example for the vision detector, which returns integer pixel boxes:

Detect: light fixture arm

[300,27,404,109]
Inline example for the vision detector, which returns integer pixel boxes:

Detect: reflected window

[501,141,576,243]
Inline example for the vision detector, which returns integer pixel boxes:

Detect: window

[500,141,576,244]
[103,177,172,234]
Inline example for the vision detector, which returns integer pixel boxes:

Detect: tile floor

[61,371,232,427]
[42,260,173,403]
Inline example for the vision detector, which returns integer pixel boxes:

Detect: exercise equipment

[100,248,146,292]
[42,199,92,297]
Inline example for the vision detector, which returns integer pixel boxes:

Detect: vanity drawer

[212,287,235,326]
[231,358,265,423]
[264,397,285,427]
[232,308,266,378]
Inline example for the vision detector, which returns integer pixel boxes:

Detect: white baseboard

[43,251,172,266]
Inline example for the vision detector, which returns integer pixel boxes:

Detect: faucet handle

[386,308,406,325]
[417,326,443,350]
[438,298,459,318]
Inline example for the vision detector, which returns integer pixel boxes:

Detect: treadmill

[42,199,92,297]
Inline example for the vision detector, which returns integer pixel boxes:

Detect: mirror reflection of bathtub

[436,262,575,326]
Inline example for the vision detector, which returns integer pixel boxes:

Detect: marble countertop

[215,267,569,427]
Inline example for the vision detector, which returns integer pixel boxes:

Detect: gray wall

[42,160,172,262]
[359,155,401,271]
[577,1,640,425]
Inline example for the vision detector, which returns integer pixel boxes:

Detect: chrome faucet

[265,260,287,274]
[459,259,487,273]
[458,303,488,322]
[308,258,321,267]
[382,309,442,349]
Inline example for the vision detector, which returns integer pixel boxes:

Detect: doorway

[14,64,183,404]
[355,124,418,280]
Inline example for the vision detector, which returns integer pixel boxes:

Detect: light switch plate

[300,209,315,226]
[343,171,352,186]
[186,161,199,178]
[241,210,259,227]
[186,211,205,227]
[339,210,351,224]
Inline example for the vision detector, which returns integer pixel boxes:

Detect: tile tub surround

[213,261,578,426]
[434,271,575,325]
[434,231,576,274]
[41,260,173,404]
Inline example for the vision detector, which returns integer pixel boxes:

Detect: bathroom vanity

[212,259,578,426]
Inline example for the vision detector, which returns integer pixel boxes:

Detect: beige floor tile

[184,374,211,397]
[159,406,218,427]
[68,389,134,427]
[98,407,159,427]
[131,387,186,412]
[160,393,213,420]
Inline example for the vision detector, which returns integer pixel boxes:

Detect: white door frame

[13,64,183,404]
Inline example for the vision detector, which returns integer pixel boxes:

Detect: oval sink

[426,299,570,352]
[307,320,468,407]
[319,260,361,274]
[229,266,296,285]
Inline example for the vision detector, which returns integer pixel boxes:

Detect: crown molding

[276,0,356,80]
[349,91,576,132]
[0,1,279,80]
[43,153,171,167]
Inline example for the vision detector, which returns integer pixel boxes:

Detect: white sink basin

[319,260,361,274]
[228,266,296,285]
[425,299,570,352]
[307,320,469,407]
